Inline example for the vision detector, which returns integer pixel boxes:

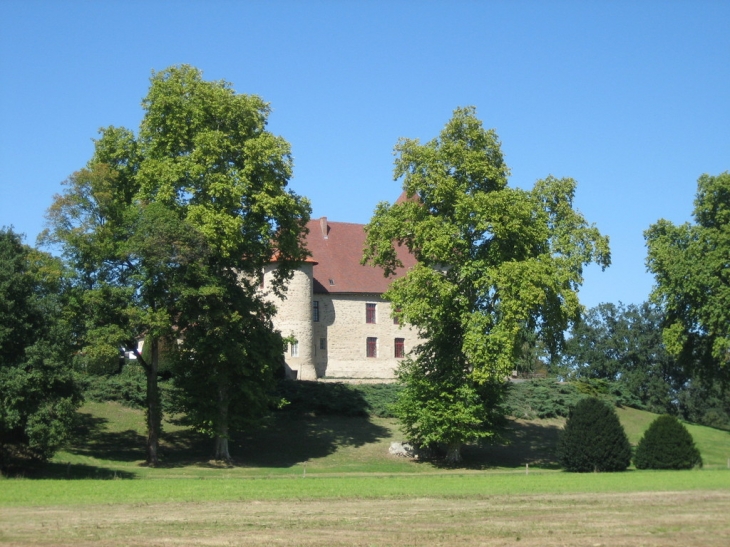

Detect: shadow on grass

[157,413,392,468]
[65,411,147,463]
[424,418,563,470]
[7,461,138,480]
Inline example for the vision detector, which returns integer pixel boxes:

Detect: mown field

[1,401,729,546]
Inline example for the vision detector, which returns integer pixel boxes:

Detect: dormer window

[329,279,335,286]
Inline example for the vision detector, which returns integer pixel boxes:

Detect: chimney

[320,216,328,239]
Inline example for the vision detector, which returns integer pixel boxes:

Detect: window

[313,301,320,322]
[319,338,326,351]
[366,337,377,358]
[366,303,377,324]
[395,338,405,358]
[290,341,299,358]
[393,307,401,325]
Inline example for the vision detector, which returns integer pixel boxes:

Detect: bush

[274,380,369,417]
[503,379,584,419]
[558,396,631,472]
[573,378,644,410]
[82,363,147,407]
[634,415,702,469]
[273,381,405,418]
[502,378,640,420]
[351,383,402,418]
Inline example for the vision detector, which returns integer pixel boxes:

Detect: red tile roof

[306,216,416,294]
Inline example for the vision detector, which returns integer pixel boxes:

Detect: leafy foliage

[0,228,82,468]
[645,171,730,382]
[363,107,610,462]
[634,415,702,469]
[42,65,310,463]
[82,363,149,408]
[561,302,687,414]
[392,359,507,460]
[677,379,730,430]
[558,397,631,472]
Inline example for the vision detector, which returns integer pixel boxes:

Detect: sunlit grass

[616,406,730,468]
[23,400,730,482]
[2,469,729,507]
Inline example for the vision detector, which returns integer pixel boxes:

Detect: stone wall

[312,293,421,379]
[265,266,422,380]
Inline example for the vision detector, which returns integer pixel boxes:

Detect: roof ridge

[311,219,366,227]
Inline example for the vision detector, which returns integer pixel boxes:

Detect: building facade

[263,216,421,380]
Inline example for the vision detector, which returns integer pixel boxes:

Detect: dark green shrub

[574,378,644,410]
[503,379,584,419]
[82,364,147,407]
[558,396,631,472]
[634,415,702,469]
[274,381,405,418]
[274,380,369,417]
[502,378,644,421]
[351,383,402,418]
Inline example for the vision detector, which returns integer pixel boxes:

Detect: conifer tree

[558,397,631,472]
[634,415,702,469]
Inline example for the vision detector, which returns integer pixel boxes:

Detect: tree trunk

[445,442,462,464]
[214,436,230,463]
[213,382,231,463]
[145,337,161,467]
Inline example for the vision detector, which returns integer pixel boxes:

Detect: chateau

[263,213,421,381]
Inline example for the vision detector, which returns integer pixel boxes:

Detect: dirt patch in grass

[2,490,728,546]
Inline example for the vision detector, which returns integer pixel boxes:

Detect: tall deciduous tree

[645,171,730,382]
[43,65,310,464]
[0,228,82,471]
[363,107,610,462]
[561,302,685,414]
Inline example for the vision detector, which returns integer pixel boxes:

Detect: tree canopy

[0,228,81,470]
[363,106,610,462]
[645,171,730,382]
[42,65,311,464]
[560,302,685,414]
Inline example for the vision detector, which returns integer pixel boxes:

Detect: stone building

[262,215,421,380]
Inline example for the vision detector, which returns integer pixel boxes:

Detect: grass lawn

[32,401,729,481]
[1,401,729,546]
[1,478,729,546]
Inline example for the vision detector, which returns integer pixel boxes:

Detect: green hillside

[26,400,729,480]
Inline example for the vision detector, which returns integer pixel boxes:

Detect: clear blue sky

[1,1,728,309]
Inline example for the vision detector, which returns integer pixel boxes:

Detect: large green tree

[561,302,685,414]
[0,228,81,471]
[363,107,610,462]
[43,65,310,464]
[645,171,730,382]
[170,275,285,461]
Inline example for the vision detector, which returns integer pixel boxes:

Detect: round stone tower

[265,260,316,380]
